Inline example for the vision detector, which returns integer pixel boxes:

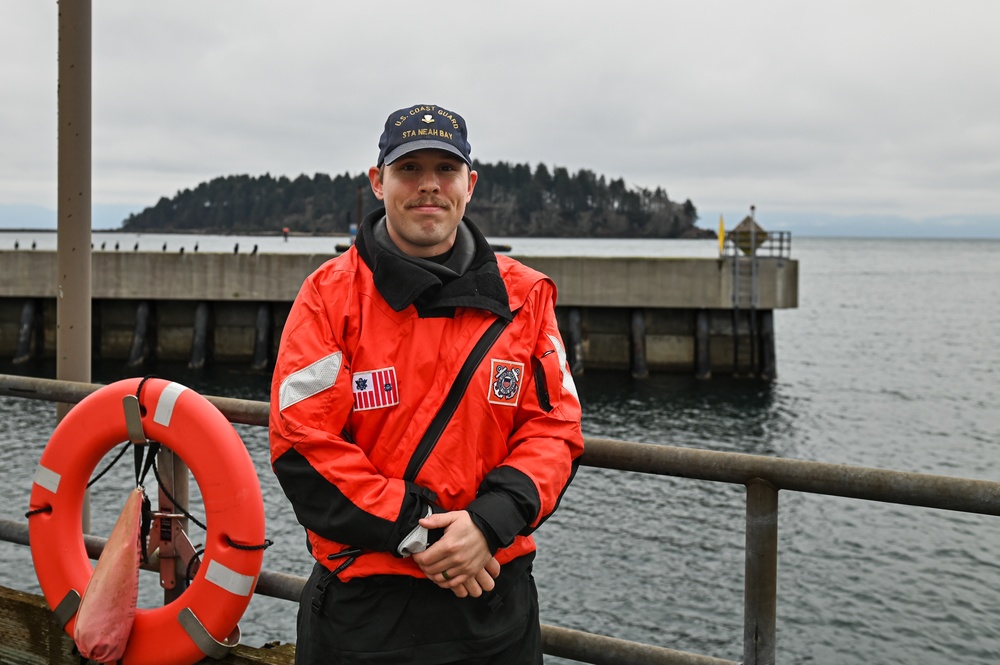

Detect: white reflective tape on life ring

[153,382,188,427]
[204,560,254,597]
[33,464,61,494]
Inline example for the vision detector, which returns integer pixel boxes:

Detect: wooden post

[56,0,92,384]
[57,0,92,533]
[744,480,778,665]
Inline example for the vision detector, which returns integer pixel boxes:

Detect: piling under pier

[0,250,797,377]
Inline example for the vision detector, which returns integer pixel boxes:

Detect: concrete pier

[0,250,797,376]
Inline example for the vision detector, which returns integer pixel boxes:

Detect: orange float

[28,377,266,665]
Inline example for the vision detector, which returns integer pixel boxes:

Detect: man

[269,103,584,664]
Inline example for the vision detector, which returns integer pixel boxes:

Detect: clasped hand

[411,510,500,598]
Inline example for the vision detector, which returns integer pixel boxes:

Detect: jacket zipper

[402,315,512,482]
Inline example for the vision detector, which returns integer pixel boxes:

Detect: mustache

[404,197,449,209]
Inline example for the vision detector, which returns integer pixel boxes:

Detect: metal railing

[724,230,793,260]
[5,373,1000,664]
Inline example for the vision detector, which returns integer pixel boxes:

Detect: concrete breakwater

[0,250,797,377]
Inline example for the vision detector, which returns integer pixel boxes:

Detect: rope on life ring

[27,377,267,665]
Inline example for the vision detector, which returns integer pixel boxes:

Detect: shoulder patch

[489,359,525,407]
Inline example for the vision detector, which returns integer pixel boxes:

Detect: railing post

[744,479,778,665]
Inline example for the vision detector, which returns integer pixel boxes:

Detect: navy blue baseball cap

[377,104,472,167]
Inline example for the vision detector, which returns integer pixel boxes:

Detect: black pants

[295,556,541,665]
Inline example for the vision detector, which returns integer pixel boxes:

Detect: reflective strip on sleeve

[153,382,188,427]
[279,351,343,411]
[548,334,579,400]
[33,464,61,494]
[204,559,255,597]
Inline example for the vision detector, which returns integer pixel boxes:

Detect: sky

[1,1,998,237]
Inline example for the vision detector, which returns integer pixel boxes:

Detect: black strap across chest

[402,315,512,482]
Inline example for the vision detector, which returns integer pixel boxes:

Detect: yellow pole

[718,215,726,256]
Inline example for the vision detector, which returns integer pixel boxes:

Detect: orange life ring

[28,377,266,665]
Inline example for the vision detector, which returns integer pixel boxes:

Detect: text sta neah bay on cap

[401,127,454,140]
[394,106,462,130]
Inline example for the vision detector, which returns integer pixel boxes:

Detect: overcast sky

[1,1,998,234]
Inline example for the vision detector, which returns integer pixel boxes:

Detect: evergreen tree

[120,162,708,239]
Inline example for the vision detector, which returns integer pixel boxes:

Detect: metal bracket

[52,589,81,629]
[147,513,200,589]
[122,394,146,444]
[178,607,240,659]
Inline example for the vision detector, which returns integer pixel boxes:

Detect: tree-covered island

[122,161,712,239]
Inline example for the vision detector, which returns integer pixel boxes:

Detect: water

[2,236,999,663]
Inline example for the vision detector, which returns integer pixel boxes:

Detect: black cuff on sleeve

[391,482,441,558]
[466,491,528,553]
[467,510,502,555]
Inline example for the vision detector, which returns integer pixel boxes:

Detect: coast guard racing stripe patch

[489,359,524,407]
[352,367,400,411]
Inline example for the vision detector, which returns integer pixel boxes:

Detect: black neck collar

[355,209,512,320]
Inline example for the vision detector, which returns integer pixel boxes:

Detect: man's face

[368,150,478,258]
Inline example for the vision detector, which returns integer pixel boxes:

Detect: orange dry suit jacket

[269,211,584,581]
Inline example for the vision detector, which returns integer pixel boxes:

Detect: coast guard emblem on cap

[489,359,524,407]
[353,367,400,411]
[421,114,434,124]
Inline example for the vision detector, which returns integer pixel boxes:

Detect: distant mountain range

[0,203,139,230]
[740,212,999,239]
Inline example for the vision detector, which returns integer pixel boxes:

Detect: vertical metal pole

[744,480,778,665]
[58,0,93,533]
